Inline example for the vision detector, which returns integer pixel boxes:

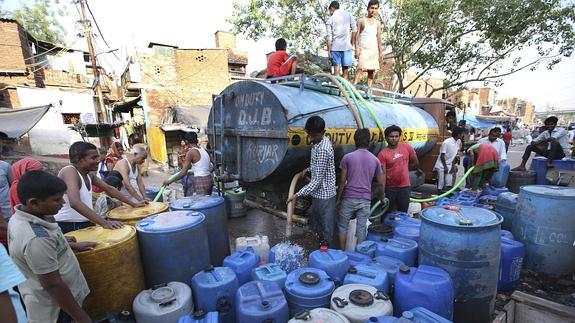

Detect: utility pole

[78,0,107,123]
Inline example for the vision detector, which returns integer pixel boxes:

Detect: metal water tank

[169,196,230,266]
[512,185,575,275]
[419,206,502,323]
[136,211,210,287]
[208,80,439,183]
[65,226,145,319]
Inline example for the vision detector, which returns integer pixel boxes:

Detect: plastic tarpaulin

[457,114,495,128]
[147,126,167,163]
[0,105,51,138]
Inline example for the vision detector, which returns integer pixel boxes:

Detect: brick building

[447,87,498,116]
[498,97,535,125]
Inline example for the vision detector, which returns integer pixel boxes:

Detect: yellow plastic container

[66,226,145,319]
[107,202,168,225]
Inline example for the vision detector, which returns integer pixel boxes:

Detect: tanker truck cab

[207,77,443,208]
[412,97,458,184]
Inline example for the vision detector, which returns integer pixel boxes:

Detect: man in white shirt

[326,1,357,80]
[434,127,463,192]
[513,116,568,170]
[478,127,507,162]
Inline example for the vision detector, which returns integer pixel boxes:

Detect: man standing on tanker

[326,1,357,80]
[287,116,337,247]
[377,125,419,213]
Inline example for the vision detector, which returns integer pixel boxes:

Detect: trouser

[310,196,336,247]
[505,142,510,153]
[385,187,411,213]
[57,221,93,234]
[436,165,457,190]
[337,198,371,242]
[522,141,565,163]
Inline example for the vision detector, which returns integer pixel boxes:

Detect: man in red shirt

[266,38,297,78]
[377,125,419,212]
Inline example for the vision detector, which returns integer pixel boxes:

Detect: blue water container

[367,224,395,241]
[284,268,335,316]
[136,211,210,287]
[394,225,420,243]
[490,162,510,188]
[235,280,289,323]
[370,256,405,285]
[357,240,378,258]
[393,265,454,320]
[345,251,373,266]
[268,243,304,273]
[375,238,418,267]
[191,266,238,323]
[223,247,260,286]
[308,246,350,285]
[251,264,287,289]
[494,192,518,230]
[419,206,502,323]
[501,230,514,240]
[169,196,230,266]
[530,157,575,184]
[481,186,509,197]
[366,307,453,323]
[178,310,219,323]
[384,212,421,229]
[513,185,575,275]
[498,237,524,292]
[344,264,389,293]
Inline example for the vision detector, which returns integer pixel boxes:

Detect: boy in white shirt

[434,127,464,192]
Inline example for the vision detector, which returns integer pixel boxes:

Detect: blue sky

[4,0,574,111]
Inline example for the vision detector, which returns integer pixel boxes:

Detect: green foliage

[2,0,67,45]
[229,0,575,96]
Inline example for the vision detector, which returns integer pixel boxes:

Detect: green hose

[369,197,390,220]
[154,172,183,202]
[409,166,476,203]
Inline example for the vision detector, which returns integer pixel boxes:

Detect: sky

[4,0,575,111]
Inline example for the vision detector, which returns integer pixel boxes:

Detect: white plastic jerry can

[235,235,270,262]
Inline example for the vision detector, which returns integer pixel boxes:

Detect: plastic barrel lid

[107,202,168,221]
[421,206,502,227]
[136,211,205,233]
[169,196,225,210]
[65,226,135,252]
[520,185,575,199]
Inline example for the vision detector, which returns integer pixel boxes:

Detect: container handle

[294,310,311,320]
[374,291,389,301]
[159,298,176,307]
[332,297,348,308]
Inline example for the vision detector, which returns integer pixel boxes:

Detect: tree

[1,0,67,45]
[229,0,575,97]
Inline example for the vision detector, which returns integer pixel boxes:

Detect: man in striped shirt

[287,116,337,247]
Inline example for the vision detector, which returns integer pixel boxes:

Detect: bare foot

[511,166,527,171]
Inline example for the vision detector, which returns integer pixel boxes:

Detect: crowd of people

[266,0,383,88]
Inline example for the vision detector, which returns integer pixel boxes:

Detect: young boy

[353,0,382,87]
[8,170,95,323]
[266,38,298,78]
[287,116,337,247]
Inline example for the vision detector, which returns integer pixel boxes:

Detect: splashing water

[270,242,305,273]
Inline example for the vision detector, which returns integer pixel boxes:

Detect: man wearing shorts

[326,1,357,79]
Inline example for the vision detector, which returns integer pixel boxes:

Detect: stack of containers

[308,246,350,286]
[284,268,335,316]
[374,238,418,267]
[369,256,405,287]
[223,247,260,285]
[191,266,239,323]
[235,280,289,322]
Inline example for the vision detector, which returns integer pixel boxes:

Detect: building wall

[175,49,230,105]
[0,20,35,87]
[16,87,96,155]
[0,88,21,108]
[138,48,177,87]
[142,88,175,127]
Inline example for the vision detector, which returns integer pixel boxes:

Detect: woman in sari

[467,143,499,190]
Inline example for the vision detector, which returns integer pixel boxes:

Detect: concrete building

[498,97,535,125]
[447,87,498,116]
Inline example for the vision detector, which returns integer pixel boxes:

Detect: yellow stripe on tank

[287,127,439,147]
